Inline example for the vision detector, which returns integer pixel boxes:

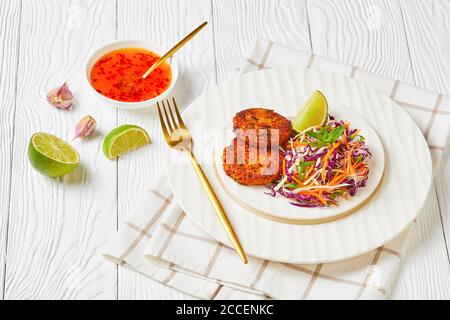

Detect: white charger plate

[166,67,432,264]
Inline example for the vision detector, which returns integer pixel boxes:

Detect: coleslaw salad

[267,115,371,207]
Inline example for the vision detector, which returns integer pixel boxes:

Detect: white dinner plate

[213,107,385,224]
[166,67,432,264]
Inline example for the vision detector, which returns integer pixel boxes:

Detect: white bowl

[84,40,179,110]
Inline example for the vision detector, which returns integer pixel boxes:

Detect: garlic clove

[74,115,96,139]
[47,82,73,109]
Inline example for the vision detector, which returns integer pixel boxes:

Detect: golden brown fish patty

[222,138,282,185]
[232,108,292,146]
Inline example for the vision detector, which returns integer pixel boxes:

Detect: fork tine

[161,100,173,134]
[165,99,179,129]
[157,102,170,143]
[172,97,186,129]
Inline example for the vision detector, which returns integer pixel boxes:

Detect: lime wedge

[292,90,328,133]
[28,132,80,177]
[103,124,151,160]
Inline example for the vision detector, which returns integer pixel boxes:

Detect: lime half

[28,132,80,177]
[292,90,328,133]
[103,125,151,160]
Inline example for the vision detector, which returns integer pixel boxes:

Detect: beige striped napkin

[104,39,449,300]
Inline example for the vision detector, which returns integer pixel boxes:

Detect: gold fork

[157,98,248,264]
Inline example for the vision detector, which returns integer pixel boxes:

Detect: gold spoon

[142,21,208,79]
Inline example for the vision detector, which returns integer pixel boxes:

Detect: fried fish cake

[232,108,292,146]
[222,138,282,185]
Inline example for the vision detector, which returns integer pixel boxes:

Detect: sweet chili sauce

[90,48,172,102]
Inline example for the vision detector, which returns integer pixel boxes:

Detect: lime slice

[292,90,328,133]
[28,132,80,177]
[103,124,151,160]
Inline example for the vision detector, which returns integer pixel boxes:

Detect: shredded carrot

[314,193,328,206]
[294,140,305,148]
[329,172,347,186]
[305,164,315,179]
[347,146,355,174]
[353,162,363,172]
[358,167,368,176]
[291,175,305,187]
[301,191,327,206]
[342,131,349,148]
[318,190,327,205]
[321,142,341,182]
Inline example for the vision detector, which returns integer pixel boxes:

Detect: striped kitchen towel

[104,39,449,300]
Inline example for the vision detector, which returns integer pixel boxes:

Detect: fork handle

[185,150,248,264]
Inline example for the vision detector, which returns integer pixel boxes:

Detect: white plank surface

[395,0,450,299]
[307,0,414,83]
[213,0,311,81]
[399,0,450,256]
[0,0,21,300]
[4,0,117,299]
[0,0,448,300]
[400,0,450,95]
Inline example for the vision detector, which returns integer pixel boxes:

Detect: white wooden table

[0,0,449,300]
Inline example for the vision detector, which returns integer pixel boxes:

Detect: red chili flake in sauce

[90,48,172,102]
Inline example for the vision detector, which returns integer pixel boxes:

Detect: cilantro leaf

[299,161,313,167]
[310,141,326,148]
[307,126,344,146]
[325,126,344,143]
[297,161,313,180]
[305,131,323,140]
